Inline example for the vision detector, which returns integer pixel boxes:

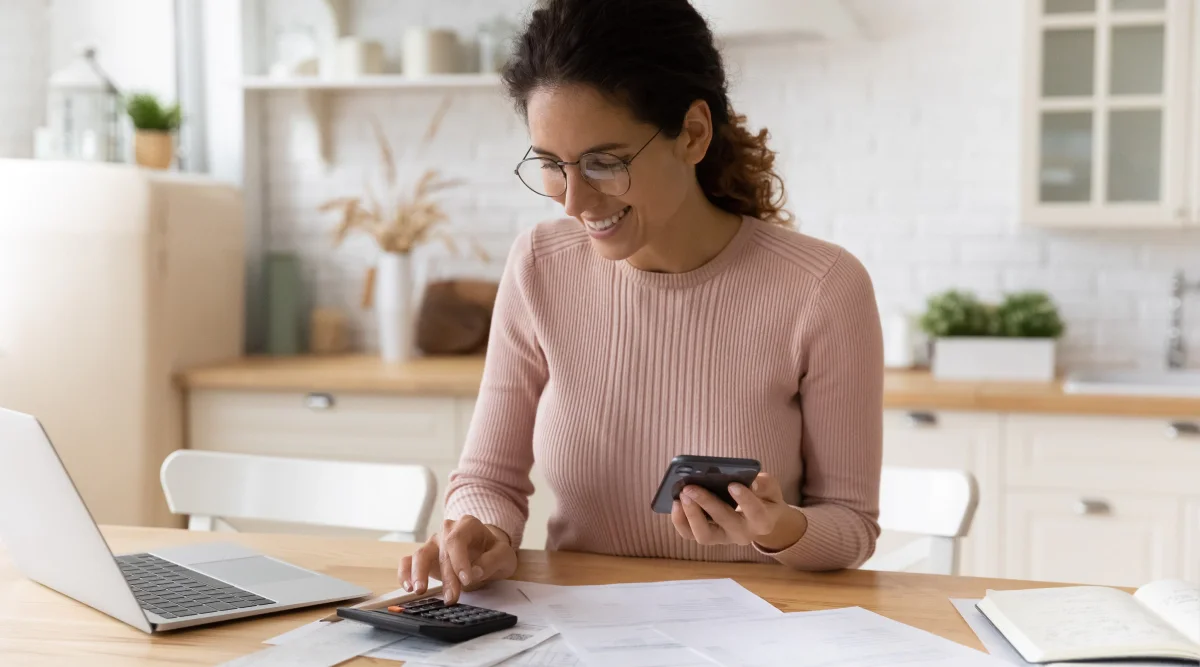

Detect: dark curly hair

[502,0,792,225]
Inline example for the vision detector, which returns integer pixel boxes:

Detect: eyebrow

[530,142,628,159]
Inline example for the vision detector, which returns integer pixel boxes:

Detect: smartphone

[650,455,762,514]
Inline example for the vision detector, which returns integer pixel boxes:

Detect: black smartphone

[650,455,762,514]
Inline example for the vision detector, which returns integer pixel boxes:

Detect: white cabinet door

[1021,0,1191,227]
[1005,489,1181,586]
[880,410,1003,577]
[1185,498,1200,583]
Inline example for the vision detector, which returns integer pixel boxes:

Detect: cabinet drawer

[188,390,461,464]
[1006,415,1200,494]
[1004,489,1181,587]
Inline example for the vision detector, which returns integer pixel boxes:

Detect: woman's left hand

[670,472,808,551]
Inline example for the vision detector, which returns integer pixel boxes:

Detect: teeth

[585,206,630,232]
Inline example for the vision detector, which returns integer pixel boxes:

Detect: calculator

[336,596,519,643]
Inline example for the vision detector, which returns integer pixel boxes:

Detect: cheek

[626,161,690,214]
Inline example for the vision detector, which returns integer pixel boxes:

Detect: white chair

[860,466,979,576]
[160,450,437,542]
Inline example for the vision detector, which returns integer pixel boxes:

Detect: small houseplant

[920,289,1064,381]
[125,92,181,169]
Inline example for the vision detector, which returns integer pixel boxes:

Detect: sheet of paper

[555,624,718,667]
[656,606,1008,667]
[516,578,781,629]
[221,618,402,667]
[493,636,581,667]
[950,598,1186,667]
[408,623,557,667]
[1134,579,1200,645]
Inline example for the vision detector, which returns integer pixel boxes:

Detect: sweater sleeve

[443,231,547,548]
[757,249,884,570]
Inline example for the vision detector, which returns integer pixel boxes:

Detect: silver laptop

[0,407,371,632]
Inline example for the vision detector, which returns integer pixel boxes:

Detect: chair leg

[928,537,959,576]
[188,515,215,532]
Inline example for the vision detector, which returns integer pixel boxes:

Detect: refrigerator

[0,159,245,528]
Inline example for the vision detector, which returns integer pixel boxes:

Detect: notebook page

[980,586,1197,662]
[1134,580,1200,646]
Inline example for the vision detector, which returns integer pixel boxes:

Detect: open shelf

[241,73,503,91]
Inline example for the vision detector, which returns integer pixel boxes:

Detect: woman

[401,0,883,603]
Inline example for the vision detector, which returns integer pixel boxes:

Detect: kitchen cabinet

[880,410,1002,577]
[1021,0,1193,227]
[1004,413,1200,495]
[1003,489,1181,586]
[1185,499,1200,582]
[186,390,554,549]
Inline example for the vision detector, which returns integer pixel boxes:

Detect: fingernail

[416,582,426,594]
[402,580,412,592]
[472,566,484,580]
[730,484,745,496]
[459,569,470,584]
[751,480,761,492]
[684,488,698,500]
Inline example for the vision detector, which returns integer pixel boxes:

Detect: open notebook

[976,579,1200,664]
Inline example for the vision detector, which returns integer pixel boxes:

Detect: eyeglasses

[514,129,661,198]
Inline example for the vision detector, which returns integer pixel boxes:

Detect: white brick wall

[0,0,48,158]
[260,0,1200,369]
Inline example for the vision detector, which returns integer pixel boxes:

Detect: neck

[627,189,743,274]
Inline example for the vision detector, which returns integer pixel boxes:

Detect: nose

[558,167,603,219]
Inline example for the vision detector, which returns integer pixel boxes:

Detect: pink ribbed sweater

[444,216,884,570]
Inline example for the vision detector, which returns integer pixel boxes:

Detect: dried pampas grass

[319,96,487,260]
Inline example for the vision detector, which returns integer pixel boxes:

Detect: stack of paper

[258,578,1015,667]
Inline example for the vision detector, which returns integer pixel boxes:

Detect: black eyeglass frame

[513,129,662,198]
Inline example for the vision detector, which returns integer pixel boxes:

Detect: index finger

[443,520,481,589]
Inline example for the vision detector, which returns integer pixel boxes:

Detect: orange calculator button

[387,605,405,613]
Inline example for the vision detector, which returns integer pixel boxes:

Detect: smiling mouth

[583,206,631,232]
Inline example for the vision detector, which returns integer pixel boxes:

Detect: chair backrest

[861,466,979,576]
[160,450,437,542]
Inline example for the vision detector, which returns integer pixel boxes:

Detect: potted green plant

[125,92,181,169]
[920,289,1064,381]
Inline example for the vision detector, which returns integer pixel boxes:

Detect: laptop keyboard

[116,553,276,619]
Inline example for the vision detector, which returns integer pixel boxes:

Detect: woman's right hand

[398,515,519,604]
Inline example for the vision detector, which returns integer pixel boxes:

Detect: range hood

[690,0,862,41]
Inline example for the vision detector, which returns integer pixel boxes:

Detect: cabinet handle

[1165,421,1200,439]
[906,411,938,427]
[1074,498,1111,516]
[304,393,336,410]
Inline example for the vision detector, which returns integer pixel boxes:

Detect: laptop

[0,407,371,632]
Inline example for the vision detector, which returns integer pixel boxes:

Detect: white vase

[376,252,416,364]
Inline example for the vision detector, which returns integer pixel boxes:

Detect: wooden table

[0,526,1060,666]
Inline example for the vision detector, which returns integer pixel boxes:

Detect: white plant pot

[376,252,416,364]
[931,337,1057,382]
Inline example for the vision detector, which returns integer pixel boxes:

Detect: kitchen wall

[0,0,48,159]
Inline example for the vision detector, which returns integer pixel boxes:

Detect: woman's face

[525,84,705,262]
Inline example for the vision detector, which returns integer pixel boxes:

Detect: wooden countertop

[0,525,1076,665]
[179,355,1200,418]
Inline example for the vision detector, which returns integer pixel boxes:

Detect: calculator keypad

[387,597,510,626]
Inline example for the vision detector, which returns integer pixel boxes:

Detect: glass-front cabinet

[1022,0,1191,227]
